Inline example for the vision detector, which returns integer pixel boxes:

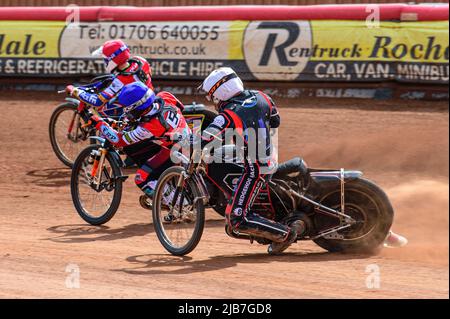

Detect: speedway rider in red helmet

[65,40,153,114]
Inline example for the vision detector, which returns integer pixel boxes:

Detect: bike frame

[270,169,360,240]
[87,137,109,190]
[177,147,359,241]
[85,136,127,190]
[163,149,210,221]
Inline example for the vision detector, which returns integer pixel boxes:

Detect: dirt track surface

[0,92,448,298]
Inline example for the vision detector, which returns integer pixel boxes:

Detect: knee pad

[226,205,245,228]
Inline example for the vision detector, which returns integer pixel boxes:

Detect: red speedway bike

[64,88,216,225]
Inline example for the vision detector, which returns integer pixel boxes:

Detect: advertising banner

[0,20,448,84]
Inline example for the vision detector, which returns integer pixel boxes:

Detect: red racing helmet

[93,40,131,73]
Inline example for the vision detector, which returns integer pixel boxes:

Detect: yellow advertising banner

[310,21,448,63]
[0,20,448,83]
[0,21,64,58]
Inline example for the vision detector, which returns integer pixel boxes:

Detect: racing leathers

[72,56,153,116]
[201,90,291,243]
[92,92,190,196]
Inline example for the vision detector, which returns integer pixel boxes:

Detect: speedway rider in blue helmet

[88,82,190,201]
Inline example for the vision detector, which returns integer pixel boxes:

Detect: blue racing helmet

[118,82,157,120]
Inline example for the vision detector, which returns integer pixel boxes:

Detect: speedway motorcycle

[49,75,216,167]
[150,146,394,256]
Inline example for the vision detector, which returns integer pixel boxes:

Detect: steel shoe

[268,220,305,255]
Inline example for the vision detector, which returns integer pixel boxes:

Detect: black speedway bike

[150,146,394,256]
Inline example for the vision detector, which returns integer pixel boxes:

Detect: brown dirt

[0,92,448,298]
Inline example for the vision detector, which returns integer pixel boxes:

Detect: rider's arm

[93,121,152,148]
[93,117,167,148]
[258,91,280,128]
[71,78,125,108]
[78,76,113,92]
[269,102,281,129]
[200,113,232,148]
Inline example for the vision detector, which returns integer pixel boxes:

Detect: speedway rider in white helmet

[199,67,305,255]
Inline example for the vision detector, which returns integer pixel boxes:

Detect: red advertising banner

[0,4,448,22]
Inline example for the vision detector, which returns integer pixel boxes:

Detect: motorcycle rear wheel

[313,178,394,254]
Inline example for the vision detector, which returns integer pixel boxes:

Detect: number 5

[166,111,180,128]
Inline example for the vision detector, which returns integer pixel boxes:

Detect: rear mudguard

[308,170,363,193]
[183,103,207,113]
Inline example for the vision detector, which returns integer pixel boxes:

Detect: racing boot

[139,188,154,210]
[268,220,305,255]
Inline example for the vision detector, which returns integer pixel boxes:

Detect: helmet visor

[124,89,155,119]
[196,82,212,102]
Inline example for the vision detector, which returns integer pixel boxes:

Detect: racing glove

[65,85,79,97]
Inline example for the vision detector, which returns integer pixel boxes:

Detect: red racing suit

[93,92,190,194]
[73,56,153,113]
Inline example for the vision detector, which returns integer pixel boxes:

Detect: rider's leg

[135,165,157,197]
[225,159,293,243]
[135,148,172,197]
[123,156,137,169]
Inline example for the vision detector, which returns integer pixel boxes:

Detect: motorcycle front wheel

[152,166,205,256]
[49,103,94,167]
[71,145,123,225]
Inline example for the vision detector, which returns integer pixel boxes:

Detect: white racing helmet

[199,67,244,104]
